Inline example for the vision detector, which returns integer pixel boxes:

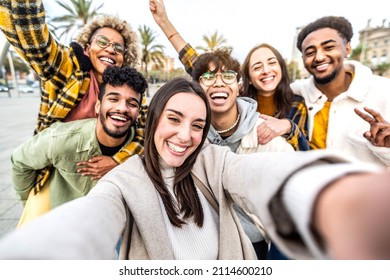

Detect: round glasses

[91,35,126,55]
[199,70,238,87]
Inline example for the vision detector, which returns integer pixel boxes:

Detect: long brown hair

[240,43,293,118]
[143,77,211,227]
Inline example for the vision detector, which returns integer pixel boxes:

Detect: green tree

[288,60,301,82]
[350,44,363,61]
[138,25,165,95]
[196,31,230,53]
[375,62,390,76]
[48,0,104,42]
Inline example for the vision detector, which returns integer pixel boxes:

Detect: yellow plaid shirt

[0,0,147,189]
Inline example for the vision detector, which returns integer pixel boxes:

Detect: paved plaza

[0,90,39,238]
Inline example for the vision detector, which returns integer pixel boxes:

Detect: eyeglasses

[199,70,238,86]
[91,35,126,55]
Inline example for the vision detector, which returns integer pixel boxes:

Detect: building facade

[359,19,390,77]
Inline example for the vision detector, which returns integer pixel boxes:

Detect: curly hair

[191,47,241,82]
[297,16,353,52]
[75,14,139,67]
[98,66,148,102]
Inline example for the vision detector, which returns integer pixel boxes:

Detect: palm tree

[196,30,230,53]
[138,25,165,95]
[48,0,104,42]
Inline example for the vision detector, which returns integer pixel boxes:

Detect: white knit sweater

[159,162,219,259]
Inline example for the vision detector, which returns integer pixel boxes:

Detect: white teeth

[111,115,127,121]
[167,142,186,153]
[210,92,228,99]
[100,57,114,64]
[316,64,329,71]
[261,76,274,82]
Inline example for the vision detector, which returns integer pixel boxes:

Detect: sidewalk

[0,90,39,238]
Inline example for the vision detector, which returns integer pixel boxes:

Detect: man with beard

[11,66,147,212]
[291,16,390,166]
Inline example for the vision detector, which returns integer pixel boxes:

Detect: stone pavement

[0,83,162,239]
[0,90,39,238]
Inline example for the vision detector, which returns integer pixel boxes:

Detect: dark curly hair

[191,47,241,82]
[98,66,148,102]
[297,16,353,52]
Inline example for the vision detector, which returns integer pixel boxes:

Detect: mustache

[106,112,133,123]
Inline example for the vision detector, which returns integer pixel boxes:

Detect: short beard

[314,69,338,85]
[100,114,132,139]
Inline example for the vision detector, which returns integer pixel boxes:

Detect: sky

[44,0,390,68]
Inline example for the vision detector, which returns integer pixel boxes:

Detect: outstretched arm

[313,170,390,259]
[217,144,386,259]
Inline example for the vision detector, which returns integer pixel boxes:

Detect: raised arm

[149,0,187,52]
[0,0,69,80]
[149,0,199,74]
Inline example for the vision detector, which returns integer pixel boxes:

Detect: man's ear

[345,42,352,58]
[95,100,100,115]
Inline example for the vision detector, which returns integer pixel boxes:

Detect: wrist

[283,119,293,136]
[158,20,176,37]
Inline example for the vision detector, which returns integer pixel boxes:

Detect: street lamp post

[7,50,19,97]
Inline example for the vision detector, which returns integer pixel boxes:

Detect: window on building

[380,52,388,63]
[371,52,377,65]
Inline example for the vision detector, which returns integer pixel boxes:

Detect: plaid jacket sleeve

[0,0,68,81]
[178,43,200,75]
[0,0,90,133]
[285,95,315,151]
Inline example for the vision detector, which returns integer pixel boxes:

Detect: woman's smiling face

[154,92,207,167]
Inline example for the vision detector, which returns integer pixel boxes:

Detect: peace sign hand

[354,107,390,148]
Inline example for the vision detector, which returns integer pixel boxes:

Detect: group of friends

[0,0,390,260]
